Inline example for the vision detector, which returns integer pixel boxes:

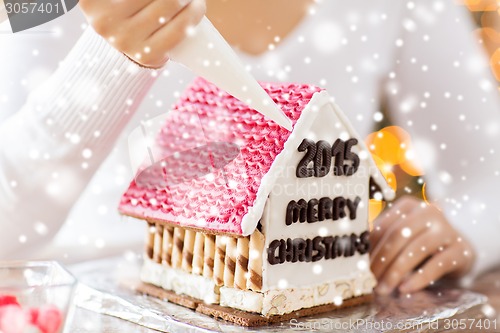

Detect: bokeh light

[490,48,500,80]
[365,128,403,165]
[463,1,500,82]
[368,199,385,228]
[462,0,498,12]
[368,3,494,220]
[366,126,424,221]
[370,154,397,191]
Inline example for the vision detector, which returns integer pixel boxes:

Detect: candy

[26,307,39,325]
[0,304,27,333]
[0,295,20,308]
[35,305,62,333]
[0,295,64,333]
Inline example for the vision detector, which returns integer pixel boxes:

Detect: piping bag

[167,16,293,131]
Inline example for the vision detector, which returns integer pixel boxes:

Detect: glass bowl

[0,261,77,333]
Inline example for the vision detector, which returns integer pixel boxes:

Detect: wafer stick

[192,232,205,275]
[224,237,237,287]
[247,230,264,291]
[234,236,250,290]
[161,226,174,266]
[213,236,227,286]
[145,223,155,259]
[153,224,164,263]
[182,230,195,273]
[171,227,185,269]
[203,234,216,279]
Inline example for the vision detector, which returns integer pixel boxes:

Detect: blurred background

[367,0,500,224]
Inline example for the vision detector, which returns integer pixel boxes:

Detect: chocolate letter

[312,236,326,262]
[305,238,313,262]
[344,138,360,176]
[280,239,294,263]
[307,199,319,223]
[357,231,370,255]
[332,236,343,258]
[342,234,357,257]
[346,196,361,220]
[293,238,307,262]
[318,197,333,221]
[323,236,334,259]
[297,139,316,178]
[267,240,281,265]
[331,139,345,176]
[286,199,308,225]
[333,197,346,220]
[314,140,332,177]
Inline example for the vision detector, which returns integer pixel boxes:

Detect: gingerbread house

[119,78,394,326]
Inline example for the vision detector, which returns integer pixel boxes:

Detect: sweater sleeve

[386,1,500,278]
[0,27,158,258]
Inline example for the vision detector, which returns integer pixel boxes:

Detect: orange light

[382,126,413,163]
[491,48,500,81]
[371,126,425,177]
[475,27,500,44]
[462,0,498,11]
[368,199,386,228]
[399,141,425,176]
[371,154,398,191]
[366,125,421,174]
[474,27,500,56]
[365,128,403,166]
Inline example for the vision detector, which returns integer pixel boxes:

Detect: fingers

[447,238,476,278]
[130,0,192,39]
[370,196,420,248]
[81,0,155,21]
[128,0,187,19]
[374,229,439,295]
[116,0,194,60]
[370,196,477,295]
[398,242,463,293]
[144,0,206,66]
[371,203,429,280]
[80,0,206,68]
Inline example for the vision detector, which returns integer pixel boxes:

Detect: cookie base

[136,282,372,327]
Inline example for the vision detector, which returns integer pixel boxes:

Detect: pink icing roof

[119,78,322,236]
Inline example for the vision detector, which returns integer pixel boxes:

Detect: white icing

[141,257,164,286]
[263,286,315,316]
[142,258,375,316]
[240,91,394,236]
[240,92,328,236]
[141,259,219,304]
[330,100,395,201]
[261,94,375,290]
[168,17,292,131]
[219,271,376,316]
[220,287,264,313]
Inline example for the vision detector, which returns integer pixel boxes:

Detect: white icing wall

[261,97,372,291]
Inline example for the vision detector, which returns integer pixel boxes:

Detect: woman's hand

[79,0,206,68]
[370,196,475,295]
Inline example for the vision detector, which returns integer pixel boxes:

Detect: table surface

[68,268,500,333]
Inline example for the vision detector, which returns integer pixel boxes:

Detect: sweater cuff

[28,27,159,154]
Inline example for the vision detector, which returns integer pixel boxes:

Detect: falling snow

[401,227,412,238]
[0,3,496,312]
